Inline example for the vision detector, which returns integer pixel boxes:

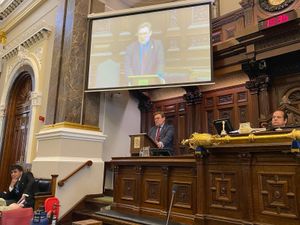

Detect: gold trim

[0,31,6,45]
[291,148,300,153]
[182,129,300,149]
[43,122,101,132]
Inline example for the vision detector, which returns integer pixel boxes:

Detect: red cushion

[0,207,33,225]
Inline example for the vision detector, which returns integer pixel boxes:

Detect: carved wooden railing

[57,160,93,187]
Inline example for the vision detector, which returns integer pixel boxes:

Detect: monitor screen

[87,0,213,91]
[150,148,172,156]
[213,118,234,135]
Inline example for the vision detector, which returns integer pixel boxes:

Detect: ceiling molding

[0,0,25,21]
[0,0,47,33]
[1,20,52,60]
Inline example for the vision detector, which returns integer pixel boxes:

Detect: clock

[268,0,285,5]
[259,0,295,12]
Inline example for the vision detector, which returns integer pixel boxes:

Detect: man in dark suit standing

[124,22,165,83]
[148,111,174,153]
[0,164,35,207]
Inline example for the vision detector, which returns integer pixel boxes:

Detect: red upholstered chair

[0,207,33,225]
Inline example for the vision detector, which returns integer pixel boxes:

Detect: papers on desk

[233,122,266,134]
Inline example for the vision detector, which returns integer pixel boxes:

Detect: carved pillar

[113,165,119,206]
[238,153,254,221]
[136,165,143,210]
[244,60,271,127]
[183,86,202,134]
[240,0,254,27]
[162,166,169,213]
[46,0,90,124]
[195,155,206,220]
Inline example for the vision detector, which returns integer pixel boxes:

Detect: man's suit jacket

[148,123,174,150]
[4,171,35,207]
[124,39,164,77]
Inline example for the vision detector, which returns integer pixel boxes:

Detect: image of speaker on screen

[124,22,165,86]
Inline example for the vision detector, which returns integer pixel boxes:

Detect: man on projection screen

[124,22,165,86]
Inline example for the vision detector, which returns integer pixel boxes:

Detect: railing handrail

[57,160,93,187]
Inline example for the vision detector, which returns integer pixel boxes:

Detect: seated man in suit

[148,111,174,153]
[271,109,287,129]
[0,164,35,208]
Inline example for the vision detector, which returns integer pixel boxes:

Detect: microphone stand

[166,185,177,225]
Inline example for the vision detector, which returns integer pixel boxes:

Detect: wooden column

[183,86,202,135]
[243,60,271,127]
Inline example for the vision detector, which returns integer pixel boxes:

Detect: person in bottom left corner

[0,164,35,208]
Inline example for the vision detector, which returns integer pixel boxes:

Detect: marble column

[38,1,107,217]
[46,0,102,126]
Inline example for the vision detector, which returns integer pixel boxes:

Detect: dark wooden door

[0,73,32,191]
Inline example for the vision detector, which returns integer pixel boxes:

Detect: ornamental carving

[130,90,153,112]
[0,0,25,20]
[183,86,202,105]
[210,171,238,210]
[259,0,295,12]
[144,179,161,204]
[0,105,5,118]
[1,20,52,60]
[173,183,193,209]
[288,90,300,103]
[258,173,297,217]
[245,75,270,93]
[121,178,136,201]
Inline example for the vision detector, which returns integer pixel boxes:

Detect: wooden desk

[111,141,300,225]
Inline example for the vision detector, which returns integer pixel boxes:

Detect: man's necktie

[14,182,20,194]
[155,126,161,141]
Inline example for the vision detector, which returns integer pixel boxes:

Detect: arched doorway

[0,72,32,191]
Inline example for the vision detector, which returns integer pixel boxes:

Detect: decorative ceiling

[0,0,24,21]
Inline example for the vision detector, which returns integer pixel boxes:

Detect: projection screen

[87,0,213,91]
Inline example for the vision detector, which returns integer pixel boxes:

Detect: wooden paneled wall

[141,84,253,155]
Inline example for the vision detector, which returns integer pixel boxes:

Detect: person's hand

[9,178,18,188]
[17,194,26,204]
[157,141,164,148]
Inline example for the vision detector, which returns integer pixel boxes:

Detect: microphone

[166,185,177,225]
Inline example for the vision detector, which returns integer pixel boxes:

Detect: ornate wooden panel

[112,157,196,224]
[258,172,298,218]
[173,182,193,210]
[201,85,252,133]
[121,178,136,201]
[141,167,164,209]
[238,105,248,123]
[143,85,252,153]
[112,140,300,225]
[209,170,238,211]
[217,94,234,105]
[144,179,161,205]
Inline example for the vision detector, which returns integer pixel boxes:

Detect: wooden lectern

[129,133,156,156]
